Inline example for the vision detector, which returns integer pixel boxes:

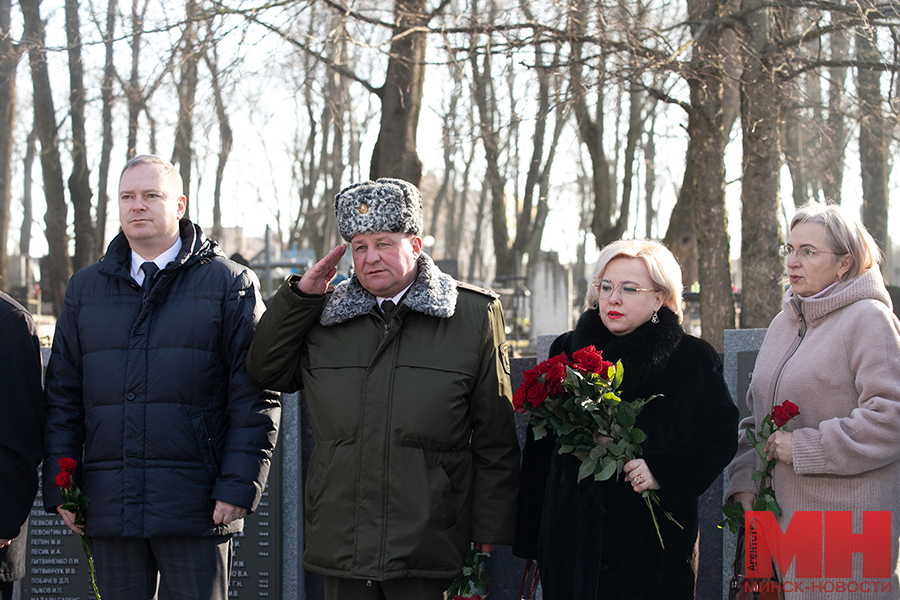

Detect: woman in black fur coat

[513,240,738,600]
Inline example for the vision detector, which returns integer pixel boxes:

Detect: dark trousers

[93,535,232,600]
[324,576,454,600]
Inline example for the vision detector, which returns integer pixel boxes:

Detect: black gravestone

[21,442,282,600]
[229,441,282,599]
[23,475,94,600]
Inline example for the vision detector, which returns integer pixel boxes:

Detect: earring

[651,311,659,324]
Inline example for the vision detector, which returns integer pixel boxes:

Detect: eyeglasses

[778,244,844,260]
[593,279,657,300]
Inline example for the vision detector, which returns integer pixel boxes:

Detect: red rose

[545,362,566,396]
[534,359,551,375]
[546,362,566,385]
[526,382,549,407]
[55,471,72,489]
[522,368,539,386]
[548,352,569,366]
[572,346,611,375]
[546,380,563,397]
[772,401,800,427]
[58,457,77,474]
[512,386,528,411]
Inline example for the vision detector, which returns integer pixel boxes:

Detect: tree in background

[23,0,71,312]
[738,0,784,329]
[2,0,900,354]
[0,0,20,289]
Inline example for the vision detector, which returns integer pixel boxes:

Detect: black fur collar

[564,307,683,395]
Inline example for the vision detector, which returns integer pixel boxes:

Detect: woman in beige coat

[726,203,900,599]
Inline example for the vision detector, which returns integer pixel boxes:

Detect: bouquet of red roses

[56,458,101,600]
[514,346,678,548]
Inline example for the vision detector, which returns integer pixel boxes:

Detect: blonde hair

[790,203,882,281]
[584,239,684,322]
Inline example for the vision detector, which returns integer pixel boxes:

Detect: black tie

[381,299,396,320]
[140,261,159,294]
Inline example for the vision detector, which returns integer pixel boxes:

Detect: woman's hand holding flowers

[733,492,756,514]
[764,430,793,464]
[514,346,679,547]
[624,458,660,493]
[719,401,800,535]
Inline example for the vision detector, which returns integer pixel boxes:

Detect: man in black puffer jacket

[42,155,281,600]
[0,292,44,600]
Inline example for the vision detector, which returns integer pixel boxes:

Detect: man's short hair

[120,155,184,198]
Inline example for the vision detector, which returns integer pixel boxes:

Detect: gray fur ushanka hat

[334,178,423,242]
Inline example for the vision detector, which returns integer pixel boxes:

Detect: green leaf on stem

[630,428,646,444]
[578,459,598,482]
[612,360,624,388]
[595,458,617,481]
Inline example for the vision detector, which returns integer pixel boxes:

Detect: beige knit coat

[726,268,900,600]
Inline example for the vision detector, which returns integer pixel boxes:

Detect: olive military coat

[247,253,520,581]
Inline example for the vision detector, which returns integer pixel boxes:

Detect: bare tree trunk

[608,86,642,242]
[777,4,807,208]
[22,0,71,312]
[526,63,567,274]
[515,39,549,259]
[739,0,784,329]
[172,0,200,219]
[430,51,462,246]
[686,0,734,351]
[96,0,117,256]
[368,0,427,184]
[567,0,612,248]
[290,26,322,251]
[320,35,348,257]
[448,139,475,260]
[0,0,19,290]
[468,185,489,283]
[66,0,95,271]
[643,99,658,238]
[720,0,743,138]
[205,44,232,243]
[302,99,332,253]
[21,129,36,258]
[805,55,823,201]
[822,13,849,204]
[469,23,512,279]
[126,0,145,159]
[855,4,889,258]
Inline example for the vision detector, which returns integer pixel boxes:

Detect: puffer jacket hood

[783,267,891,326]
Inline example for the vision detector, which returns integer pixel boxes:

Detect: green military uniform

[246,252,519,582]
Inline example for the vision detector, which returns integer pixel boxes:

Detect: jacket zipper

[770,298,807,409]
[378,328,401,578]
